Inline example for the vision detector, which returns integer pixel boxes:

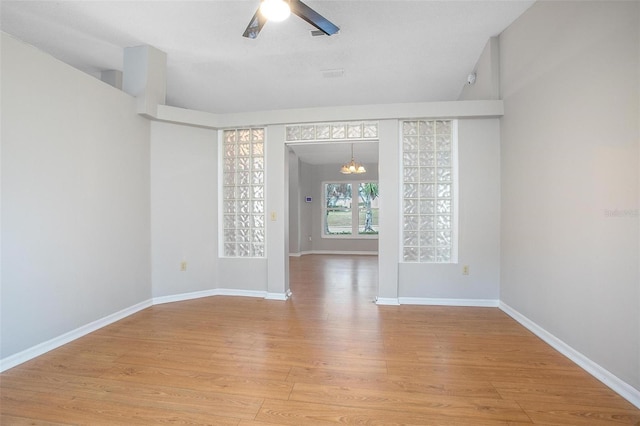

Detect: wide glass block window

[402,120,457,263]
[222,128,265,257]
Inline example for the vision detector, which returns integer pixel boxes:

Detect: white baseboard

[375,297,400,305]
[266,289,292,301]
[291,250,378,257]
[499,301,640,409]
[0,299,153,373]
[399,297,499,307]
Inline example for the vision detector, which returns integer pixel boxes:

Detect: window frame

[321,180,379,240]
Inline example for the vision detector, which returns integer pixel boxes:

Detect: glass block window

[401,120,457,263]
[222,128,265,258]
[286,121,378,141]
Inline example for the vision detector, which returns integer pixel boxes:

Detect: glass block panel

[238,215,250,228]
[224,144,236,157]
[420,216,435,231]
[238,200,250,213]
[403,151,419,167]
[223,201,236,213]
[436,120,451,134]
[347,123,363,139]
[437,184,451,198]
[252,142,264,156]
[286,126,300,141]
[253,215,264,228]
[252,185,263,199]
[437,168,451,182]
[437,151,451,166]
[419,136,435,151]
[436,215,451,230]
[224,243,236,257]
[316,124,331,139]
[300,125,315,140]
[237,157,250,171]
[223,158,235,172]
[252,157,264,170]
[331,124,346,139]
[252,244,264,257]
[420,167,435,182]
[436,135,451,150]
[238,143,250,156]
[223,172,235,185]
[252,200,264,213]
[403,167,419,183]
[238,186,250,199]
[420,231,435,247]
[437,199,451,213]
[420,199,435,214]
[403,121,418,136]
[223,187,235,200]
[403,136,418,152]
[224,229,236,242]
[437,231,451,246]
[403,231,418,247]
[404,199,418,214]
[363,122,378,138]
[420,247,436,262]
[419,150,436,167]
[419,120,435,135]
[436,247,451,262]
[253,228,265,243]
[237,228,250,242]
[224,130,236,143]
[237,172,250,185]
[252,128,264,142]
[223,215,235,229]
[401,119,455,264]
[419,184,435,198]
[238,243,251,256]
[252,171,264,184]
[404,247,419,262]
[238,129,251,142]
[403,216,418,231]
[403,183,418,198]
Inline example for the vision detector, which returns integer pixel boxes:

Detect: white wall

[500,0,639,391]
[1,34,151,358]
[150,121,218,298]
[398,118,501,303]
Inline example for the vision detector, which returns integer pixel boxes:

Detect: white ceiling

[0,0,534,164]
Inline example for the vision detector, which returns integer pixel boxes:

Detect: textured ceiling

[1,0,534,115]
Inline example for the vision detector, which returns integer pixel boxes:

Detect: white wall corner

[123,45,167,118]
[499,301,640,409]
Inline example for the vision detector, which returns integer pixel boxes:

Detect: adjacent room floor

[1,254,639,424]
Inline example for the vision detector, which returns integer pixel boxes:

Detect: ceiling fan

[243,0,340,39]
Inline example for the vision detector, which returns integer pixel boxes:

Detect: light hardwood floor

[2,254,639,425]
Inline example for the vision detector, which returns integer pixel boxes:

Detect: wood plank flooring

[2,254,639,424]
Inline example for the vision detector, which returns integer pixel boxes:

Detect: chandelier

[340,144,366,174]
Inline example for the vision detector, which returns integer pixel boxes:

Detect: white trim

[291,250,378,257]
[266,290,292,301]
[499,301,640,410]
[375,297,400,306]
[399,297,499,307]
[153,289,220,305]
[0,299,152,373]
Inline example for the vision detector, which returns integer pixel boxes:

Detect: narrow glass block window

[222,128,265,257]
[401,120,457,263]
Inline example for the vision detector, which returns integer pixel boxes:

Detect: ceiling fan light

[259,0,291,22]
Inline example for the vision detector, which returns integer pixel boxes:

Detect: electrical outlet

[180,261,187,272]
[462,265,469,275]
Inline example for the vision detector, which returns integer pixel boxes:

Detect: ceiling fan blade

[290,0,339,36]
[242,8,267,39]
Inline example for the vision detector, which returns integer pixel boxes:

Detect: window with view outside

[324,182,379,237]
